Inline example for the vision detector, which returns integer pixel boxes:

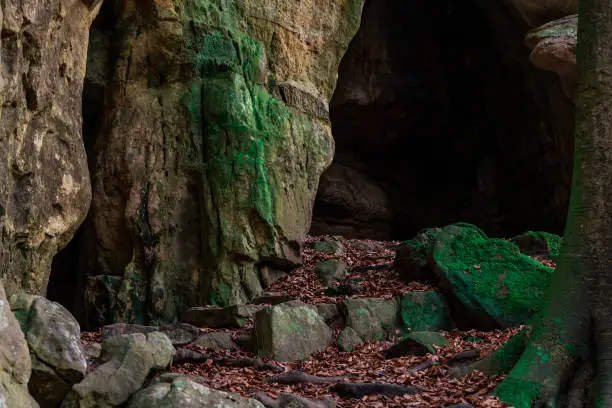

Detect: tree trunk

[493,0,612,407]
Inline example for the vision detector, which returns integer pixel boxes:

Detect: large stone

[394,227,443,283]
[254,301,333,361]
[431,224,554,328]
[525,15,577,100]
[341,297,399,342]
[0,282,38,408]
[9,294,86,408]
[80,0,366,326]
[0,0,101,297]
[62,332,174,408]
[128,375,264,408]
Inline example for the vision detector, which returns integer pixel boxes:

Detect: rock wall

[0,1,101,296]
[76,0,364,326]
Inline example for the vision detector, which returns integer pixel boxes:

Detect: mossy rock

[384,331,448,358]
[399,291,451,332]
[315,260,348,286]
[510,231,562,261]
[432,224,554,328]
[253,301,332,361]
[395,223,485,283]
[342,297,400,342]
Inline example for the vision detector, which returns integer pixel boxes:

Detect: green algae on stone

[432,223,554,328]
[399,291,451,332]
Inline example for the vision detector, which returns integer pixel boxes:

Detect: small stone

[384,331,449,358]
[312,239,343,255]
[337,327,362,352]
[195,332,239,351]
[315,260,348,286]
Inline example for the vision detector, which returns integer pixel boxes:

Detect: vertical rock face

[82,0,364,325]
[0,1,101,296]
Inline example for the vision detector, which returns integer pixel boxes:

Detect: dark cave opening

[46,2,117,327]
[311,0,575,241]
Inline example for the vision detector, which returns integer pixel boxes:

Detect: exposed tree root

[330,382,423,398]
[172,349,283,372]
[265,370,349,385]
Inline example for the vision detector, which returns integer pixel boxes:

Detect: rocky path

[78,234,536,407]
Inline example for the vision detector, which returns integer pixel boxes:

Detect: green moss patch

[432,224,554,327]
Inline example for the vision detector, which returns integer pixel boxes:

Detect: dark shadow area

[311,0,575,240]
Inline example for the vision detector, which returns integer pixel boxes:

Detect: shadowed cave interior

[47,0,575,326]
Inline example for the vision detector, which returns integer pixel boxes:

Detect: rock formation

[76,0,364,326]
[0,0,101,297]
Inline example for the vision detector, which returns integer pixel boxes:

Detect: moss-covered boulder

[315,260,348,286]
[510,231,562,261]
[432,224,554,328]
[9,294,87,408]
[129,375,264,408]
[254,301,333,361]
[62,332,174,408]
[399,291,451,332]
[341,297,400,342]
[81,0,366,325]
[0,283,38,408]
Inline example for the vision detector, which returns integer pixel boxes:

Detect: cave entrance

[311,0,574,241]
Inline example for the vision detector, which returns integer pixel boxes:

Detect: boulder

[384,331,449,358]
[0,283,38,408]
[182,304,261,328]
[254,302,333,361]
[337,327,362,352]
[431,224,554,328]
[9,294,86,408]
[341,297,399,342]
[128,375,264,408]
[251,293,296,306]
[315,260,348,286]
[62,332,174,407]
[399,291,451,332]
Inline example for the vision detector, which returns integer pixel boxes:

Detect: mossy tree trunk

[493,0,612,406]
